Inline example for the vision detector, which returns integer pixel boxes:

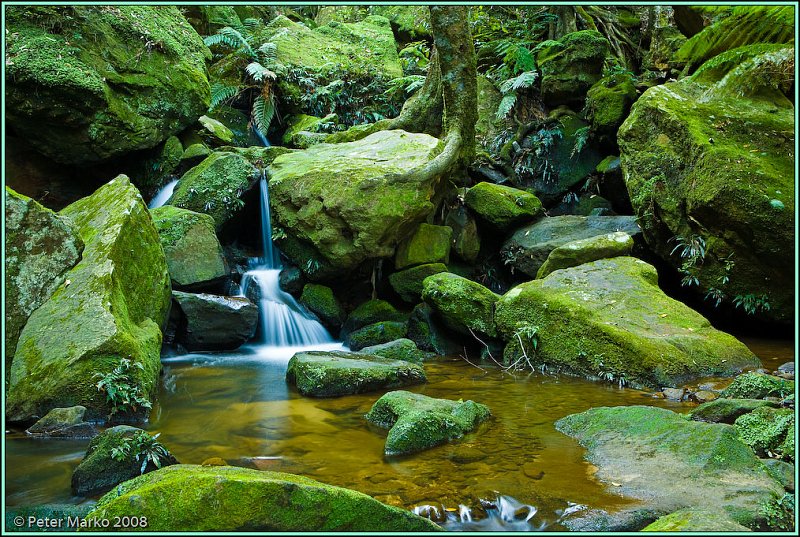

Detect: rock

[776,361,794,380]
[85,464,441,531]
[536,231,633,278]
[734,406,794,460]
[690,398,778,424]
[360,339,428,364]
[282,113,337,147]
[495,257,761,389]
[299,284,345,332]
[7,176,170,422]
[662,388,686,401]
[198,115,235,146]
[618,48,794,323]
[286,351,426,397]
[6,505,94,531]
[5,187,83,374]
[150,206,227,290]
[268,130,442,274]
[444,205,481,263]
[548,193,614,217]
[368,6,430,41]
[763,459,795,492]
[642,509,751,532]
[421,273,500,338]
[537,31,610,107]
[501,215,641,278]
[26,406,98,438]
[201,457,229,467]
[171,291,258,351]
[389,263,448,303]
[406,303,462,356]
[395,224,452,269]
[475,75,504,148]
[689,390,718,404]
[365,390,491,456]
[72,426,178,496]
[555,406,787,530]
[5,6,210,164]
[341,299,406,338]
[585,73,638,136]
[347,322,408,351]
[180,143,211,166]
[279,266,305,295]
[721,373,795,400]
[594,155,632,213]
[169,152,259,232]
[464,182,542,232]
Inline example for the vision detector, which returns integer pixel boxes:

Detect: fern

[384,75,426,98]
[495,70,537,119]
[242,18,261,33]
[495,93,517,120]
[245,62,276,83]
[252,94,276,136]
[204,26,255,60]
[209,82,241,110]
[570,126,590,158]
[257,42,277,63]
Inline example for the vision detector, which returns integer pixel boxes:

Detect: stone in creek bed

[661,387,686,401]
[776,361,794,380]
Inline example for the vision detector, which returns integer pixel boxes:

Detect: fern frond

[203,32,240,50]
[257,42,277,64]
[496,93,517,120]
[209,82,241,109]
[205,26,255,59]
[245,62,276,83]
[242,18,261,32]
[252,94,276,136]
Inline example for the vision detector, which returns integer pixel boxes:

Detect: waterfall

[148,179,179,209]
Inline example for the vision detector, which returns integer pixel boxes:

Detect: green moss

[389,263,448,303]
[282,113,337,147]
[341,299,406,337]
[734,406,795,460]
[360,339,428,364]
[299,284,345,331]
[464,182,542,232]
[585,73,638,134]
[692,43,791,85]
[595,155,620,174]
[642,509,751,531]
[690,398,778,424]
[346,322,408,351]
[421,272,499,337]
[537,231,633,278]
[395,224,452,269]
[198,115,235,145]
[721,373,794,399]
[537,30,610,107]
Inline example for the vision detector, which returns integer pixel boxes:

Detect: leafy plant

[111,431,171,475]
[669,234,706,288]
[570,126,590,158]
[384,75,426,100]
[495,70,538,120]
[733,293,771,315]
[398,40,430,75]
[93,358,151,418]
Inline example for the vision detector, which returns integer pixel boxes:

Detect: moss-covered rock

[169,152,259,231]
[690,398,779,424]
[286,351,425,397]
[171,291,258,352]
[763,459,795,492]
[406,303,462,356]
[346,321,409,352]
[6,504,94,532]
[72,426,178,496]
[7,176,170,422]
[537,30,610,107]
[495,257,761,389]
[395,224,452,270]
[180,143,211,166]
[268,130,442,275]
[537,231,633,278]
[642,509,751,532]
[501,215,640,278]
[444,205,481,263]
[365,390,491,456]
[735,406,795,460]
[26,406,98,438]
[369,6,430,41]
[618,48,794,323]
[585,73,638,135]
[389,263,448,303]
[5,6,210,165]
[299,284,346,332]
[421,272,499,338]
[198,115,235,146]
[340,299,407,338]
[475,75,504,148]
[5,187,83,375]
[464,182,542,232]
[85,464,441,531]
[150,206,227,289]
[360,339,428,364]
[281,113,337,148]
[721,373,795,400]
[555,406,787,530]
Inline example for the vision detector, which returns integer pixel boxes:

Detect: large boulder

[340,299,407,338]
[421,273,500,338]
[268,130,442,275]
[464,182,542,232]
[642,509,751,532]
[346,321,408,352]
[360,339,428,364]
[721,372,795,400]
[84,465,441,531]
[495,257,761,389]
[395,224,452,269]
[150,206,227,290]
[7,176,171,422]
[299,284,346,333]
[618,47,794,323]
[536,231,633,278]
[171,291,258,351]
[734,406,795,460]
[501,215,640,279]
[537,31,610,107]
[5,6,210,164]
[389,263,448,303]
[555,406,788,531]
[584,73,638,136]
[286,351,426,397]
[365,390,491,456]
[5,188,83,373]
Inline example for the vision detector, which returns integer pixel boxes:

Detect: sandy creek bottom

[5,338,792,531]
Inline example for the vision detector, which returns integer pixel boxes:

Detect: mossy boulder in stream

[7,176,170,422]
[366,391,491,456]
[286,351,426,397]
[268,130,442,275]
[346,322,408,352]
[464,182,543,232]
[395,224,452,269]
[26,405,98,439]
[171,291,258,352]
[150,206,227,290]
[690,398,779,424]
[389,263,448,303]
[619,47,794,323]
[536,231,633,278]
[5,6,210,165]
[299,284,346,332]
[721,372,795,400]
[537,30,610,107]
[360,339,428,364]
[5,187,83,374]
[495,257,761,389]
[555,406,788,530]
[84,464,441,531]
[422,273,500,338]
[340,299,407,338]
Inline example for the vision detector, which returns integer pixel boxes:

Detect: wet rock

[299,284,345,333]
[642,509,751,532]
[360,339,429,364]
[445,205,481,264]
[278,266,305,296]
[26,406,98,438]
[366,390,491,455]
[198,115,234,146]
[464,182,543,232]
[201,457,229,467]
[763,459,794,492]
[547,193,614,217]
[585,73,638,137]
[172,291,258,351]
[346,321,408,351]
[776,362,794,380]
[406,303,462,356]
[395,224,452,269]
[536,231,633,278]
[340,299,406,338]
[287,351,425,397]
[662,388,686,401]
[537,31,610,107]
[721,373,794,400]
[689,390,718,404]
[422,273,499,338]
[689,398,778,424]
[389,263,448,303]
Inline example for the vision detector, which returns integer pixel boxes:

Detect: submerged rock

[299,284,346,333]
[464,182,543,232]
[286,351,426,397]
[389,263,448,303]
[495,257,760,389]
[360,339,429,364]
[7,176,170,422]
[536,231,633,278]
[171,291,258,351]
[5,187,83,374]
[26,406,98,439]
[421,272,500,338]
[72,426,178,496]
[366,391,491,456]
[268,130,442,275]
[84,464,441,531]
[555,406,787,530]
[5,6,210,164]
[395,224,452,269]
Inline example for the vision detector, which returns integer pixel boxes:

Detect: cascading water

[148,178,179,209]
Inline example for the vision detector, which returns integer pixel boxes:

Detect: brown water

[5,338,793,530]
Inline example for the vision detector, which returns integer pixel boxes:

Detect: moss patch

[464,182,542,232]
[299,284,345,332]
[421,272,499,338]
[395,224,452,269]
[389,263,448,303]
[537,231,633,278]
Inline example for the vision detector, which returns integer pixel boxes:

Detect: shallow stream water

[5,338,793,530]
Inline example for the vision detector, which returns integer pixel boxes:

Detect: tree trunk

[549,6,577,39]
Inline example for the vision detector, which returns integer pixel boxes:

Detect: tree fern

[252,94,276,136]
[210,82,241,110]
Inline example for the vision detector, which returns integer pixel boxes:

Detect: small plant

[507,323,540,372]
[111,431,171,475]
[570,126,590,158]
[733,293,771,315]
[669,234,706,288]
[496,70,538,120]
[94,358,151,418]
[704,286,726,307]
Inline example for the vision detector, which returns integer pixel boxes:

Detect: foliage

[570,126,590,158]
[733,293,771,315]
[384,75,426,100]
[398,40,429,75]
[736,47,794,98]
[669,234,706,287]
[511,124,563,185]
[110,431,171,475]
[93,358,152,418]
[758,493,795,532]
[495,70,538,120]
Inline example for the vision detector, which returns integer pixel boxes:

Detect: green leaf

[252,95,276,136]
[496,93,517,120]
